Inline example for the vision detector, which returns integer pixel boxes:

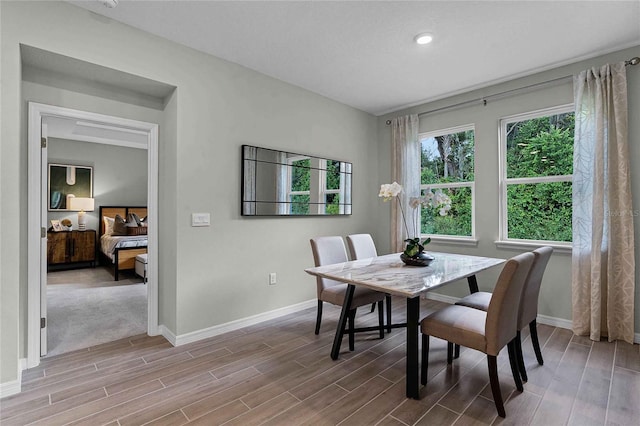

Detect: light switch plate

[191,213,210,227]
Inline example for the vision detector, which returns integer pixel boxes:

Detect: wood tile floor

[1,297,639,425]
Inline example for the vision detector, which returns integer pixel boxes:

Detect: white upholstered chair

[346,234,392,333]
[310,236,386,351]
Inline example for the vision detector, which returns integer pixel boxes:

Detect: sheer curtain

[243,146,257,215]
[391,114,420,252]
[275,152,288,215]
[572,62,635,344]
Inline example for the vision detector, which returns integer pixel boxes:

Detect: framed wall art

[48,164,93,211]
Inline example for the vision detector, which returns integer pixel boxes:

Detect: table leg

[406,296,420,399]
[331,284,355,360]
[467,275,479,293]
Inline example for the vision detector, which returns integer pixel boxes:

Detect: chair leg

[488,355,506,418]
[421,334,429,385]
[377,300,384,339]
[370,302,376,313]
[529,320,544,365]
[507,339,523,392]
[385,294,392,333]
[315,300,323,335]
[454,343,460,359]
[348,309,356,351]
[515,330,527,382]
[447,342,453,364]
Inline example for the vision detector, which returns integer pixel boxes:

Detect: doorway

[27,103,159,367]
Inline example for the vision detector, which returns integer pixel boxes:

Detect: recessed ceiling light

[100,0,119,8]
[414,33,433,45]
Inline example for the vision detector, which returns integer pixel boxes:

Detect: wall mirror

[242,145,352,216]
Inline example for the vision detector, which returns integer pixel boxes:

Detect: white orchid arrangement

[379,182,452,257]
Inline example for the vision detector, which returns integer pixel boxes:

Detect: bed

[99,206,148,281]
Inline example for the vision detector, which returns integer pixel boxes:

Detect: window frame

[497,103,574,251]
[418,123,477,244]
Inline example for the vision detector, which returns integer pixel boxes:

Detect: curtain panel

[391,114,420,252]
[572,62,635,344]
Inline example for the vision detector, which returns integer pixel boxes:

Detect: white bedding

[100,235,148,261]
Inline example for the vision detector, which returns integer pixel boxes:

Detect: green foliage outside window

[290,158,310,214]
[506,113,574,178]
[291,194,310,215]
[507,183,572,241]
[505,112,574,242]
[325,160,342,214]
[421,130,474,236]
[291,159,310,192]
[421,187,472,236]
[421,130,475,184]
[326,160,341,190]
[325,193,340,214]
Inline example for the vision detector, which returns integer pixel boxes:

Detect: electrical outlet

[269,272,277,285]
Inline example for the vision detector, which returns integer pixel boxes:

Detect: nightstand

[47,229,96,270]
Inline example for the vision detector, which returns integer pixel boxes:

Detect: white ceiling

[70,0,640,116]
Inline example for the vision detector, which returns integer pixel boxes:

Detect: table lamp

[69,197,95,231]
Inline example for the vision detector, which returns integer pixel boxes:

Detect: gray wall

[0,0,378,387]
[46,137,148,231]
[377,45,640,333]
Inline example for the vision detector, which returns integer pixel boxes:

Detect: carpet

[46,268,147,357]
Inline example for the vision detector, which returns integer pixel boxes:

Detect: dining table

[304,251,505,399]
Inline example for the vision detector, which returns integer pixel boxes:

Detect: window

[499,105,574,243]
[419,124,475,238]
[287,157,350,215]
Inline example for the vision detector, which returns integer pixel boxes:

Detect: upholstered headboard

[99,206,148,238]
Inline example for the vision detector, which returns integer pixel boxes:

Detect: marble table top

[305,252,505,298]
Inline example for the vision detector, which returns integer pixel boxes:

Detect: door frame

[27,102,159,368]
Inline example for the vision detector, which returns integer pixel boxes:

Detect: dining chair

[310,236,386,350]
[420,252,535,418]
[454,246,553,381]
[346,233,392,333]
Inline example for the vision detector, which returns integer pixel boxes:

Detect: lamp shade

[69,197,95,212]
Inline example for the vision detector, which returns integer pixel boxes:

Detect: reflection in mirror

[242,145,352,216]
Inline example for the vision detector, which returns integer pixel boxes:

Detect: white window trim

[419,124,476,241]
[497,103,574,246]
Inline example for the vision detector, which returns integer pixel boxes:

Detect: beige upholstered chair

[455,246,553,381]
[420,252,535,418]
[310,236,386,350]
[346,234,392,333]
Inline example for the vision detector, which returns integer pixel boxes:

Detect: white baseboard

[0,379,21,399]
[536,313,572,330]
[159,325,177,346]
[0,358,28,398]
[0,361,23,399]
[161,299,317,347]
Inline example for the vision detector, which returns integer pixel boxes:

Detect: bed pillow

[112,214,128,236]
[103,216,115,236]
[127,212,142,227]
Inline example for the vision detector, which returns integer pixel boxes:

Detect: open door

[28,102,159,367]
[40,121,48,356]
